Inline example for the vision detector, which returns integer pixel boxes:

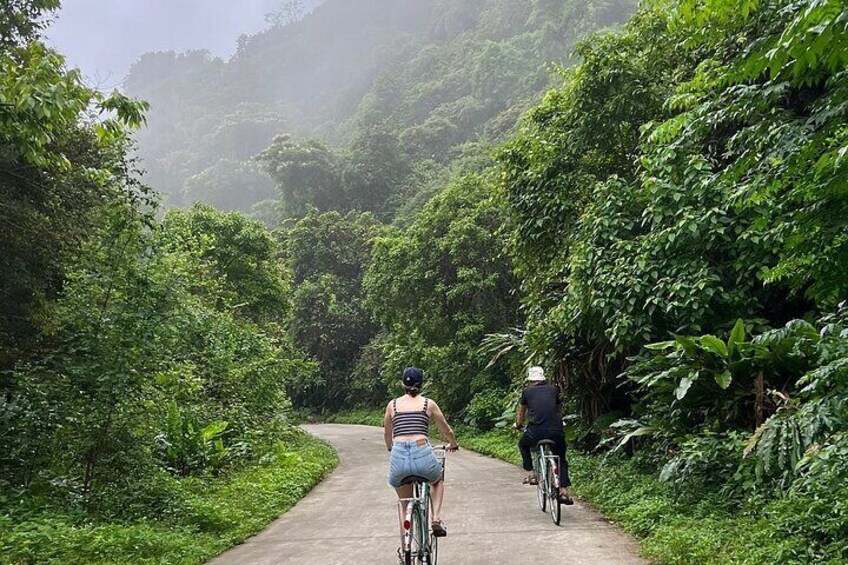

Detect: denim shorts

[387,439,444,487]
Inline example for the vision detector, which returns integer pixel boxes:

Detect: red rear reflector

[403,520,411,530]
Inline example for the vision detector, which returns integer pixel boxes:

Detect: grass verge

[0,428,338,565]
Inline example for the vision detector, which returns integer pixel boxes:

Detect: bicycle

[531,439,561,525]
[396,446,448,565]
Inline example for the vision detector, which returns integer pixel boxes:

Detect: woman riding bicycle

[384,367,459,538]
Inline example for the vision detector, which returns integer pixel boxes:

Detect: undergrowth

[0,429,338,565]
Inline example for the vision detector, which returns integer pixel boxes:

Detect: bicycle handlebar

[432,444,459,452]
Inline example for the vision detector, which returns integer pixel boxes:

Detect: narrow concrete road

[209,424,646,565]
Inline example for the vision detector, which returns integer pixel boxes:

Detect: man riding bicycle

[514,366,574,505]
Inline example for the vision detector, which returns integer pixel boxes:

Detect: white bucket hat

[527,366,545,382]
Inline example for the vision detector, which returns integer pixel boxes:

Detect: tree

[364,174,519,414]
[258,134,346,217]
[160,204,291,324]
[0,0,60,48]
[1,6,149,369]
[341,124,411,219]
[281,210,382,410]
[265,1,305,28]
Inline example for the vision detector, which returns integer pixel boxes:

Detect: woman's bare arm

[384,402,393,451]
[429,401,458,449]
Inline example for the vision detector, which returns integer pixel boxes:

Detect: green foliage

[464,389,509,431]
[496,8,690,419]
[160,204,291,324]
[745,308,848,484]
[364,174,519,414]
[2,204,308,499]
[0,21,150,370]
[0,0,60,48]
[0,41,147,168]
[157,402,230,477]
[258,134,344,218]
[281,210,382,410]
[182,159,275,214]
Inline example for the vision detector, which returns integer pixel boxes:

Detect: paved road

[208,424,646,565]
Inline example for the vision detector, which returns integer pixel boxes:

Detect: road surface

[208,424,646,565]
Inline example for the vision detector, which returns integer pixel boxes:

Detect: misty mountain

[47,0,324,85]
[125,0,636,213]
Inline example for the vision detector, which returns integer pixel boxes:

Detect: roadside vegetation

[0,430,336,565]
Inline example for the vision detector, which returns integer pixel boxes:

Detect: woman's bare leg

[395,484,413,535]
[430,479,444,522]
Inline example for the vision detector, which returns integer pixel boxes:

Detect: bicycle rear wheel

[535,449,547,512]
[547,459,561,525]
[429,535,438,565]
[412,503,426,564]
[536,470,547,512]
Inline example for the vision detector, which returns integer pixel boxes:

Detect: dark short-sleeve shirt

[520,384,562,431]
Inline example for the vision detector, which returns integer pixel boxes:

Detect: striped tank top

[392,397,430,437]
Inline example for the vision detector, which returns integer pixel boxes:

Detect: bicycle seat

[534,440,556,447]
[400,475,430,485]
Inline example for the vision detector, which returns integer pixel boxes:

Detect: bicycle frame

[398,482,430,564]
[539,444,560,491]
[396,447,446,565]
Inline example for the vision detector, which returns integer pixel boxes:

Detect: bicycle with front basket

[396,445,448,565]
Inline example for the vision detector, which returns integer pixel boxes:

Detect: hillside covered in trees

[3,0,848,563]
[127,0,635,212]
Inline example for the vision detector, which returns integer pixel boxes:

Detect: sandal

[522,475,538,485]
[431,520,447,537]
[559,494,574,505]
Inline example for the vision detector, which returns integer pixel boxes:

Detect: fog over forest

[47,0,323,84]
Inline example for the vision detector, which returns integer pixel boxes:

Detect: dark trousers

[519,428,571,488]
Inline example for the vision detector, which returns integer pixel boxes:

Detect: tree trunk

[754,371,764,426]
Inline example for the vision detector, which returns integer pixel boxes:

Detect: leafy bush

[464,389,509,431]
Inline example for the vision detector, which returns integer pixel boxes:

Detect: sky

[46,0,320,88]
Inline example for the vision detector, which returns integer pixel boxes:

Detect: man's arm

[429,401,458,449]
[515,388,528,428]
[516,404,527,428]
[384,403,393,451]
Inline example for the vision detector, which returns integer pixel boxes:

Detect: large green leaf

[201,420,229,442]
[675,376,694,400]
[699,335,728,357]
[728,319,746,354]
[714,370,733,389]
[645,340,677,351]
